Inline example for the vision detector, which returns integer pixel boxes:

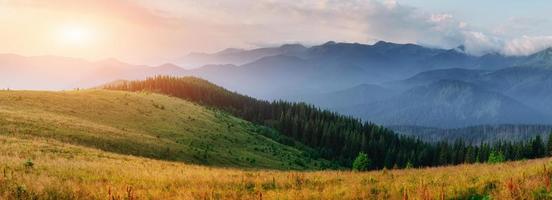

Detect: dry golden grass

[2,134,552,200]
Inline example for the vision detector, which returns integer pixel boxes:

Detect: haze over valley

[3,41,552,129]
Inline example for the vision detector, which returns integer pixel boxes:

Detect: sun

[57,25,94,46]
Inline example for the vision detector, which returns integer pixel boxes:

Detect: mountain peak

[373,41,392,46]
[518,46,552,68]
[541,47,552,55]
[279,43,307,50]
[157,63,182,69]
[215,48,245,55]
[530,47,552,57]
[322,41,337,46]
[455,45,466,52]
[372,41,424,51]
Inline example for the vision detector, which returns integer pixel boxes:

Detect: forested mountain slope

[104,76,552,169]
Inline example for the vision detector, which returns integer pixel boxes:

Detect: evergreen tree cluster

[104,76,552,169]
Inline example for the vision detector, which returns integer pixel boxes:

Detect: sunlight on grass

[1,135,552,199]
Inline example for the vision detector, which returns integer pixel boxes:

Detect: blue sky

[402,0,552,35]
[404,0,550,20]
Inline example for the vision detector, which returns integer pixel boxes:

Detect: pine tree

[547,132,552,156]
[532,135,545,158]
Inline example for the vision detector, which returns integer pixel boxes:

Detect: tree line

[104,76,552,169]
[391,124,552,145]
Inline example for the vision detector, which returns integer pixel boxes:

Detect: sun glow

[57,25,95,46]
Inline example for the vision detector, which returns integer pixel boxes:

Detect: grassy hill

[1,134,552,199]
[0,90,329,170]
[103,76,552,170]
[2,88,552,199]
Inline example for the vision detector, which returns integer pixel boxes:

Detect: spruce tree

[547,132,552,156]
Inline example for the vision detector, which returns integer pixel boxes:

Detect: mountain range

[183,41,528,99]
[341,80,547,128]
[0,54,187,90]
[2,41,552,128]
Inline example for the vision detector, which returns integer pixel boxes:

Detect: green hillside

[0,90,328,170]
[104,76,552,169]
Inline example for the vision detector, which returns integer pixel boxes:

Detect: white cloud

[462,31,503,55]
[169,0,475,50]
[20,0,549,59]
[151,0,526,55]
[503,36,552,56]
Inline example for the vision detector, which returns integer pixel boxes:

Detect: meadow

[2,90,552,199]
[2,134,552,199]
[0,90,328,170]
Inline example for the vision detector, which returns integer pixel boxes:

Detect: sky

[1,0,552,65]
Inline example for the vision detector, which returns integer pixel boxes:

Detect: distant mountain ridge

[177,44,308,67]
[182,41,535,100]
[340,80,549,128]
[515,47,552,68]
[3,41,551,93]
[0,54,187,90]
[2,41,552,128]
[289,83,398,110]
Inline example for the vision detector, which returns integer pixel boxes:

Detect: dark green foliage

[105,76,552,169]
[532,187,552,200]
[531,135,546,158]
[487,151,505,164]
[352,152,371,171]
[405,162,413,169]
[547,132,552,156]
[392,124,552,145]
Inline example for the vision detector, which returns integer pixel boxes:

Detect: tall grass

[1,135,552,199]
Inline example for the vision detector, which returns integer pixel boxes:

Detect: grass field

[2,134,552,199]
[0,90,328,170]
[2,90,552,199]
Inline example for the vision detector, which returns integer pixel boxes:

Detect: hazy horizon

[3,0,552,65]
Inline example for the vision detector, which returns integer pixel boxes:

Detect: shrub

[352,152,371,171]
[487,151,505,164]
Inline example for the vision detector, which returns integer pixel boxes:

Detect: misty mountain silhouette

[341,80,548,128]
[2,41,552,128]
